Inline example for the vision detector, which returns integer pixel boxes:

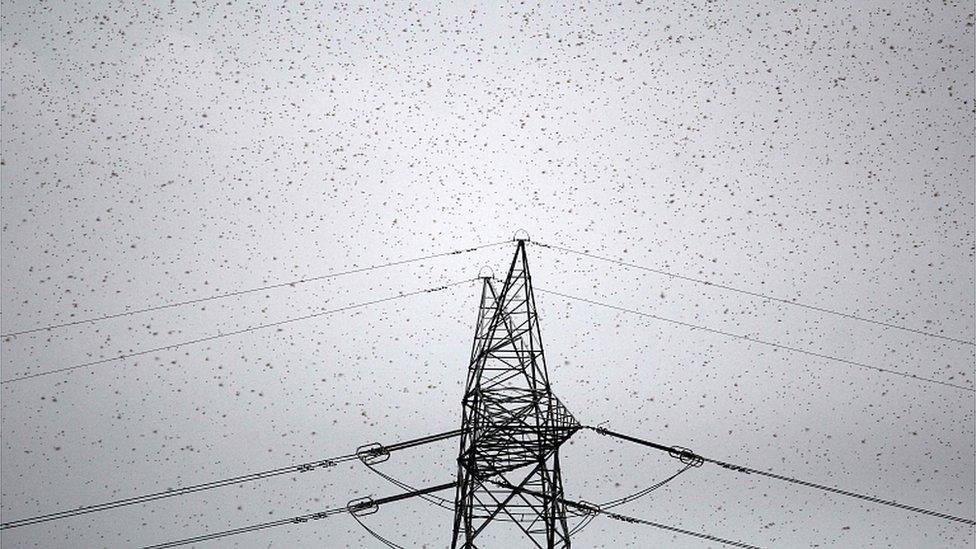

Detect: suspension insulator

[356,442,391,465]
[668,446,704,467]
[348,496,379,517]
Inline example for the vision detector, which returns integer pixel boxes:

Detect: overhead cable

[591,426,976,526]
[140,481,458,549]
[536,287,973,393]
[2,241,507,339]
[531,241,974,346]
[0,429,461,530]
[1,279,477,384]
[489,477,763,549]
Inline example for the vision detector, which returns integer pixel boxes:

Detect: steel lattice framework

[451,239,580,548]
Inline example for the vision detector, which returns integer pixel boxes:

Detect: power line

[363,457,692,517]
[0,429,461,530]
[365,467,754,548]
[535,287,974,393]
[709,460,976,526]
[596,507,763,549]
[490,477,763,549]
[591,426,976,526]
[531,241,975,347]
[1,241,508,339]
[596,463,694,510]
[140,481,458,549]
[0,279,477,385]
[351,511,406,549]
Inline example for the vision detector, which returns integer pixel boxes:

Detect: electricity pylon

[451,239,580,548]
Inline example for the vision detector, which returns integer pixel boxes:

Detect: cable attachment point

[348,496,379,517]
[668,446,704,467]
[716,461,751,474]
[579,500,601,514]
[295,458,337,473]
[356,442,390,465]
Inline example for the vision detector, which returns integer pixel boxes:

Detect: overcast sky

[1,1,974,547]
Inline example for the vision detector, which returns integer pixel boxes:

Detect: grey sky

[1,1,973,547]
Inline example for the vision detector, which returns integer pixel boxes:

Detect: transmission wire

[592,426,976,526]
[0,429,461,530]
[350,512,406,549]
[535,287,973,393]
[531,241,975,346]
[563,463,694,536]
[597,463,695,510]
[487,477,763,549]
[363,458,691,519]
[1,241,508,339]
[1,279,477,384]
[140,481,458,549]
[595,507,763,549]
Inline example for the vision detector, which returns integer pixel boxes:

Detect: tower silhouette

[451,239,580,548]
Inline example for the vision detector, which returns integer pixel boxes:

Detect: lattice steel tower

[451,239,580,548]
